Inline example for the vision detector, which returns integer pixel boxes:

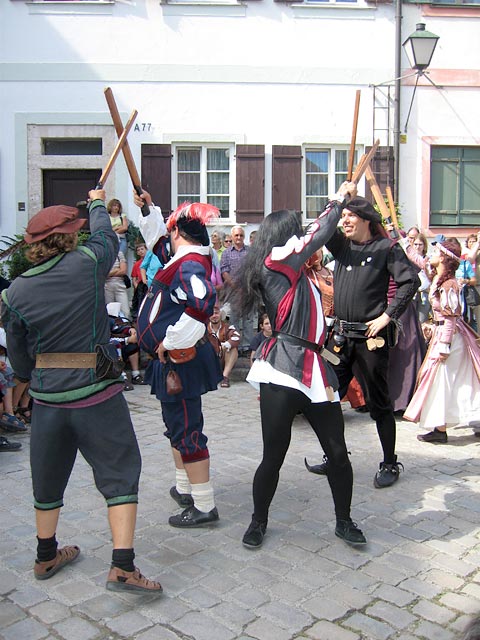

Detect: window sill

[26,1,114,15]
[160,1,246,16]
[421,4,480,16]
[290,2,376,18]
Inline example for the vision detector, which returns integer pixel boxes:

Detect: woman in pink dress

[404,238,480,443]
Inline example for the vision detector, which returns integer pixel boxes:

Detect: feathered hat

[166,202,219,246]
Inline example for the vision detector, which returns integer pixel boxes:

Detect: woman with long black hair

[237,181,366,549]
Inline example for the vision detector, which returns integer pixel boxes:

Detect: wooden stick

[351,139,380,184]
[365,166,399,238]
[347,90,361,181]
[96,109,137,188]
[104,87,150,216]
[385,185,399,229]
[104,88,142,187]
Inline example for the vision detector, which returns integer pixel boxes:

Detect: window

[43,138,102,156]
[174,145,233,219]
[430,146,480,227]
[404,0,480,5]
[305,0,357,4]
[304,148,356,219]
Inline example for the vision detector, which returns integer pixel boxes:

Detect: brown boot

[34,545,80,580]
[106,566,163,594]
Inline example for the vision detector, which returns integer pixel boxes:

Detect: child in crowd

[249,313,272,366]
[0,363,27,433]
[0,324,27,434]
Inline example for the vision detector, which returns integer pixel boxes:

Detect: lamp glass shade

[402,23,439,71]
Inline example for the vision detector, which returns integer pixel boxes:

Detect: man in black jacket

[318,197,419,488]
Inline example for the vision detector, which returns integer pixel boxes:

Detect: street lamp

[401,22,440,133]
[402,23,440,73]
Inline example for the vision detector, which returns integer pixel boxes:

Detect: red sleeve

[131,259,142,278]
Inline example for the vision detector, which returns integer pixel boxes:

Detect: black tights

[252,383,353,523]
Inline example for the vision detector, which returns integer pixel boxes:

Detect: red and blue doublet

[137,246,222,461]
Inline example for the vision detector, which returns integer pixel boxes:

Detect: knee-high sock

[176,468,191,495]
[191,481,215,513]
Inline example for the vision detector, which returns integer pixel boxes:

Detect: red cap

[24,205,86,244]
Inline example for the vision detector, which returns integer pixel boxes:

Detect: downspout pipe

[393,0,402,203]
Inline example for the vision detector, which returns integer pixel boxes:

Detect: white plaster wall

[1,0,479,238]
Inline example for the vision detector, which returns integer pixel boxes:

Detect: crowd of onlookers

[2,196,479,453]
[406,226,480,332]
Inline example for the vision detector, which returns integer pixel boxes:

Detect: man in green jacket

[1,190,162,594]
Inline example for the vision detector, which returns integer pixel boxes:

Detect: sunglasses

[224,239,232,243]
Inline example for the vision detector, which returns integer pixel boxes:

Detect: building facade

[1,0,479,242]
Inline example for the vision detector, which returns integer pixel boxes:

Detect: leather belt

[336,320,369,333]
[36,352,97,369]
[272,331,340,366]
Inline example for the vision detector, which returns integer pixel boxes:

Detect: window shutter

[141,144,172,216]
[272,145,302,213]
[364,145,394,202]
[235,145,265,223]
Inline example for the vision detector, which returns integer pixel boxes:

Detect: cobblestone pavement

[1,377,479,640]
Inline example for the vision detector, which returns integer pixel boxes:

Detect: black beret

[177,217,210,246]
[345,197,382,224]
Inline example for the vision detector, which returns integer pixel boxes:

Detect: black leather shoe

[242,518,267,548]
[0,436,22,452]
[374,458,404,488]
[169,486,194,508]
[335,519,367,545]
[417,429,448,443]
[304,456,328,475]
[168,505,219,528]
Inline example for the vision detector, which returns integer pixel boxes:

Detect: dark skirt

[387,302,427,412]
[145,341,222,402]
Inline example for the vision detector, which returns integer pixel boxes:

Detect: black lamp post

[401,23,440,134]
[402,23,440,73]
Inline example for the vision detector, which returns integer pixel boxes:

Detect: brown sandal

[34,545,80,580]
[106,566,163,594]
[14,407,31,424]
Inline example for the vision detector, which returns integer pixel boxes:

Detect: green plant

[0,235,30,280]
[127,220,144,252]
[373,198,403,230]
[0,230,93,281]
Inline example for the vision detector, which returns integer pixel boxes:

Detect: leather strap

[336,320,369,333]
[272,331,340,366]
[36,353,97,369]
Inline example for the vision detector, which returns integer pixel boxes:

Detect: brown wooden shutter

[364,145,394,202]
[272,145,302,213]
[141,144,172,216]
[235,145,265,224]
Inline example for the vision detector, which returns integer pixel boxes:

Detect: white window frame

[25,1,114,15]
[302,146,356,222]
[172,143,236,221]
